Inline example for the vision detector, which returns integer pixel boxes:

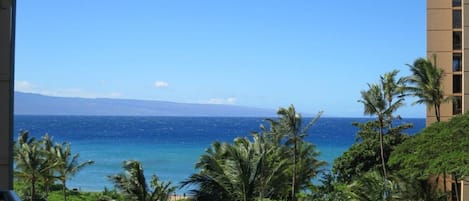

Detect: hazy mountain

[14,92,276,117]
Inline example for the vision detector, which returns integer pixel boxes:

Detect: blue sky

[14,0,426,117]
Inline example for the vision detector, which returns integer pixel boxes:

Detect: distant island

[14,92,276,117]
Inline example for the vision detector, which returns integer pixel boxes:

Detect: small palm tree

[182,135,290,201]
[406,56,450,122]
[53,142,94,201]
[110,160,149,201]
[181,141,234,201]
[109,160,175,201]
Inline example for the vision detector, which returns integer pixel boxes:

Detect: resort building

[428,0,469,200]
[427,0,469,125]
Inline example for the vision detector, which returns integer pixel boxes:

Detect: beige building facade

[428,0,469,200]
[427,0,469,125]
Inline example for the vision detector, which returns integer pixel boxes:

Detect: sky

[14,0,426,118]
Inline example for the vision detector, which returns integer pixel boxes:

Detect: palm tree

[406,56,449,122]
[295,142,327,191]
[109,160,175,201]
[181,141,233,201]
[406,56,452,196]
[358,83,404,179]
[109,160,149,201]
[41,134,57,197]
[149,174,176,201]
[14,131,57,201]
[349,171,396,201]
[183,105,324,201]
[275,105,322,201]
[182,135,290,201]
[380,70,407,127]
[53,142,94,201]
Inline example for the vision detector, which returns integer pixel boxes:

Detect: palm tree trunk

[292,136,297,201]
[388,100,393,129]
[31,174,35,201]
[443,172,447,195]
[435,104,440,122]
[379,120,387,179]
[63,181,67,201]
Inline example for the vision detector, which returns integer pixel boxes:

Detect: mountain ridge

[14,92,276,117]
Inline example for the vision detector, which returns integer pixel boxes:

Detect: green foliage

[47,190,98,201]
[109,160,176,201]
[332,121,411,182]
[310,173,356,201]
[181,135,291,201]
[14,131,94,201]
[53,142,95,201]
[348,171,396,201]
[389,112,469,180]
[273,105,324,201]
[93,187,125,201]
[357,71,406,179]
[319,70,413,200]
[386,112,469,200]
[14,131,59,201]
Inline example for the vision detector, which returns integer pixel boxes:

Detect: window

[453,96,462,115]
[453,10,462,29]
[453,0,461,7]
[453,75,462,93]
[453,53,462,72]
[453,31,462,50]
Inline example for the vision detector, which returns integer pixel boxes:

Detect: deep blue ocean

[14,115,425,193]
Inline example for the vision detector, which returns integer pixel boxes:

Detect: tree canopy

[389,112,469,180]
[332,121,411,182]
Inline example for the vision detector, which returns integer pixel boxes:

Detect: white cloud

[14,80,123,99]
[15,80,36,92]
[203,97,237,105]
[108,92,122,98]
[154,81,169,88]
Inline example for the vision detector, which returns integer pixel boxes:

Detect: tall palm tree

[358,84,404,179]
[406,56,449,122]
[406,56,452,197]
[276,105,322,201]
[53,142,94,201]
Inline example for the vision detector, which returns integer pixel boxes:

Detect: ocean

[14,115,425,193]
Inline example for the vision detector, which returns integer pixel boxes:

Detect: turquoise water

[14,116,425,193]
